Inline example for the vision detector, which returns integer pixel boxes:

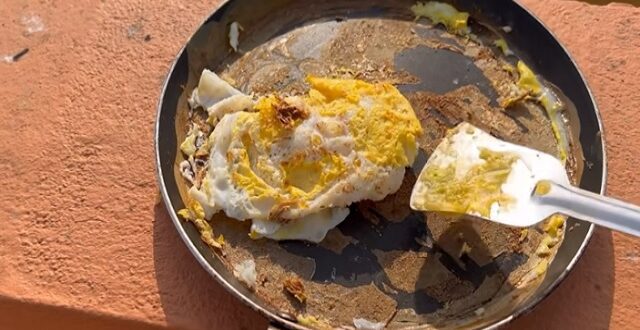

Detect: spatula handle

[540,182,640,237]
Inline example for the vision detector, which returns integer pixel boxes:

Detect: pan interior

[162,0,599,329]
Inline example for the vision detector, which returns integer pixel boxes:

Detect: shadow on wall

[0,296,162,330]
[152,204,268,330]
[506,228,615,330]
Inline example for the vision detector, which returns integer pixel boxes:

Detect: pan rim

[482,1,607,329]
[153,2,307,329]
[153,0,608,329]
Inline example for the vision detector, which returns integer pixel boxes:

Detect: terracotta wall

[0,0,638,329]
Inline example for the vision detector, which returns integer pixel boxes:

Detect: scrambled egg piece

[180,126,200,156]
[494,38,514,56]
[516,61,540,93]
[534,180,552,196]
[515,61,568,162]
[536,214,565,257]
[519,228,529,243]
[544,214,566,238]
[296,315,333,330]
[536,235,559,257]
[411,1,470,35]
[534,259,549,277]
[188,70,423,242]
[177,199,224,250]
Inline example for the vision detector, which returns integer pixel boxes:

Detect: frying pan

[155,0,606,328]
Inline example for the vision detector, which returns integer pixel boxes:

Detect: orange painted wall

[0,0,638,329]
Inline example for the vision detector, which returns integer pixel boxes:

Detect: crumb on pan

[179,159,195,184]
[474,307,485,316]
[499,61,569,162]
[534,259,549,277]
[544,214,565,238]
[234,259,257,289]
[296,314,333,330]
[283,275,307,303]
[353,317,385,330]
[180,125,200,156]
[229,21,242,52]
[535,235,559,257]
[194,218,224,250]
[181,199,205,219]
[498,83,528,109]
[493,39,514,56]
[518,228,528,243]
[177,199,224,250]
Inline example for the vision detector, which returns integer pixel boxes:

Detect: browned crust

[274,97,309,128]
[283,276,307,303]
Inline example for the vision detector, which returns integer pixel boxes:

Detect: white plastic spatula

[410,122,640,237]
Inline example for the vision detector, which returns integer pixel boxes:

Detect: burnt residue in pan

[281,206,529,315]
[177,13,584,329]
[395,45,500,106]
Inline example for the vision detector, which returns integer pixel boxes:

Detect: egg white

[188,69,416,242]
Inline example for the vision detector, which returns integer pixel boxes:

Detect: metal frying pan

[155,0,605,328]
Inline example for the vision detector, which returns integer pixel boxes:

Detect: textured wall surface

[0,0,639,329]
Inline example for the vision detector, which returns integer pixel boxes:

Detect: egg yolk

[307,76,422,167]
[225,76,423,216]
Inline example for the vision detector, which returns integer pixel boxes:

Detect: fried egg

[187,70,422,242]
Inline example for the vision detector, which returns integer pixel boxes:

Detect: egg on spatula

[410,122,640,238]
[409,122,569,226]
